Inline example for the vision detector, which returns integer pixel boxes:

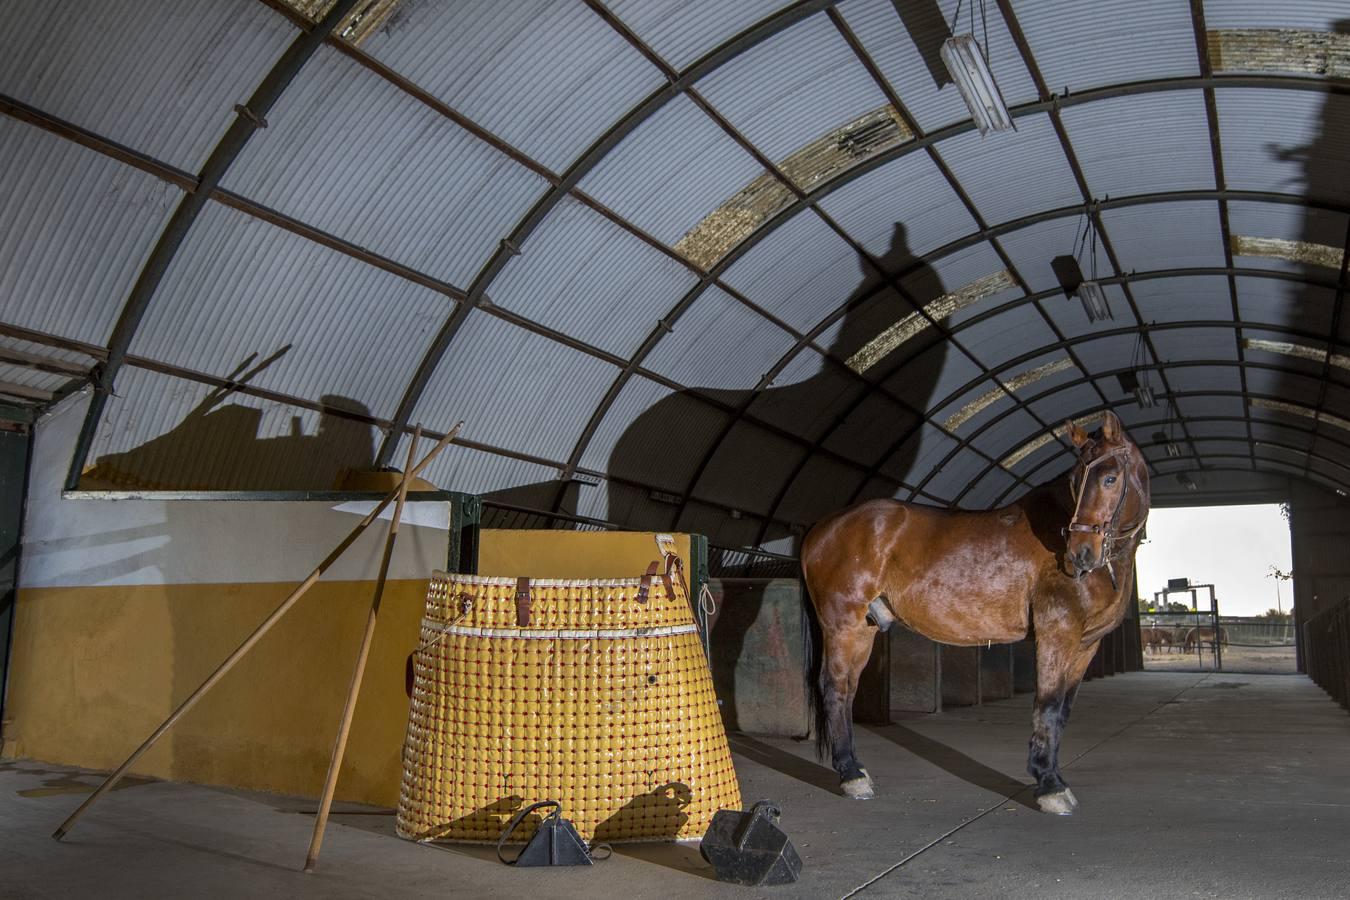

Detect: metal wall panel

[838,0,1038,133]
[750,350,866,441]
[1193,439,1255,457]
[578,374,732,491]
[884,342,982,413]
[86,366,381,491]
[0,362,65,395]
[644,286,797,390]
[882,423,955,486]
[1204,2,1348,36]
[721,209,867,333]
[488,196,700,358]
[603,0,795,70]
[0,118,180,345]
[936,113,1080,225]
[961,466,1016,510]
[1100,202,1227,272]
[957,303,1060,371]
[693,13,889,163]
[1178,394,1245,418]
[0,0,294,172]
[1008,0,1200,93]
[1246,367,1323,405]
[775,455,867,523]
[822,392,919,465]
[1218,88,1350,205]
[387,433,561,495]
[1064,91,1217,197]
[360,0,664,171]
[1127,274,1234,324]
[692,422,808,514]
[1186,420,1249,438]
[409,309,619,463]
[971,408,1040,459]
[577,95,765,245]
[1072,334,1152,375]
[1151,326,1240,362]
[817,151,977,258]
[1165,365,1244,394]
[1312,436,1350,470]
[1029,381,1103,424]
[1236,276,1335,334]
[1007,431,1069,477]
[129,203,449,418]
[224,45,547,290]
[922,444,989,502]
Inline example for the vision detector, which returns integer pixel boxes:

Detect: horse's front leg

[1027,640,1099,815]
[820,624,877,799]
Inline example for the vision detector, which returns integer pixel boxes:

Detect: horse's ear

[1065,419,1090,448]
[1101,411,1122,442]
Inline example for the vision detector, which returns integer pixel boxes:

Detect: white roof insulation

[7,0,1350,533]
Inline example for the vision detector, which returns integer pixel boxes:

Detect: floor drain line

[842,674,1213,898]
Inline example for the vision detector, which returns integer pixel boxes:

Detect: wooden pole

[52,422,462,841]
[303,427,421,872]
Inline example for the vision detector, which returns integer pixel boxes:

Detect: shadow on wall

[1267,18,1350,637]
[81,355,375,491]
[603,221,951,548]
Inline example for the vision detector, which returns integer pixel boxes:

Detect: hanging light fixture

[1128,331,1157,409]
[1053,205,1113,324]
[942,0,1015,135]
[1163,398,1183,457]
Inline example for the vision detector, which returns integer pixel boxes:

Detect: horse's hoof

[1035,788,1078,816]
[841,770,875,800]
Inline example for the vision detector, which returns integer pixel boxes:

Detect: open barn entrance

[1136,504,1296,674]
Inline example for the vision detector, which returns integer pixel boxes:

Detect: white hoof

[1036,788,1078,816]
[842,770,875,800]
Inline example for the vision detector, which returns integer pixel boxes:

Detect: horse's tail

[799,555,830,762]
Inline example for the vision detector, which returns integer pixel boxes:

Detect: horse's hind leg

[1027,637,1099,815]
[820,623,877,799]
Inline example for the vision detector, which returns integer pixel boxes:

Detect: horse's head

[1063,411,1150,577]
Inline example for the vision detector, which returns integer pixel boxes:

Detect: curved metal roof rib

[3,0,1349,540]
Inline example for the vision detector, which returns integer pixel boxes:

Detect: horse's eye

[1104,475,1117,486]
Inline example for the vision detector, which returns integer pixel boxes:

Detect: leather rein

[1065,440,1147,583]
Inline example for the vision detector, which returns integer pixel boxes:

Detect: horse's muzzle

[1067,544,1098,578]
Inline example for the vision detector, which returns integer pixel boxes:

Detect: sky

[1135,503,1293,617]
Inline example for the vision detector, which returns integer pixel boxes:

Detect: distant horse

[802,412,1149,815]
[1184,626,1229,652]
[1170,626,1190,652]
[1141,626,1172,653]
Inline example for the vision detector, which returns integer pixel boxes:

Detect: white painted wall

[22,391,451,588]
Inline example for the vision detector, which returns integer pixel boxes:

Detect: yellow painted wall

[477,530,690,579]
[6,580,426,807]
[5,530,698,806]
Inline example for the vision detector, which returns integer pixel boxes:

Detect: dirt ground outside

[1143,642,1297,675]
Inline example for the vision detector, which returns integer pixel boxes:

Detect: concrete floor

[4,671,1349,899]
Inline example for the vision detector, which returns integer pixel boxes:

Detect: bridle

[1065,439,1147,582]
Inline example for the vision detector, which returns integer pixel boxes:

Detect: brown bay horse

[801,412,1149,815]
[1141,626,1173,653]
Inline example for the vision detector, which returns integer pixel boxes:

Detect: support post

[305,427,421,872]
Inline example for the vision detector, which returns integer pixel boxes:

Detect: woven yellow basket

[396,552,740,844]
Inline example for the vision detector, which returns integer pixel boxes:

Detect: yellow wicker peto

[396,551,741,844]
